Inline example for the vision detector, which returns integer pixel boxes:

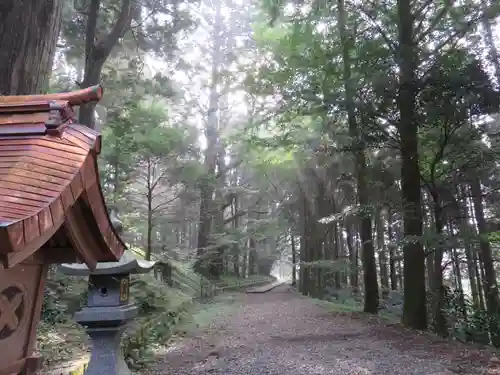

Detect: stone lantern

[60,251,155,375]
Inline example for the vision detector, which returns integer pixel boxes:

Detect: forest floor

[144,284,500,375]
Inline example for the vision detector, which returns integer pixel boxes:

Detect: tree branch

[99,0,134,57]
[350,2,397,52]
[415,2,451,43]
[85,0,101,65]
[152,193,182,212]
[223,208,268,225]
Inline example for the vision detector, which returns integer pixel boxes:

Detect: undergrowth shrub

[41,288,68,324]
[39,271,193,369]
[38,260,223,370]
[41,275,88,324]
[442,286,500,345]
[122,274,191,369]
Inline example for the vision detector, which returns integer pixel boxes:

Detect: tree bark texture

[338,0,379,313]
[396,0,427,330]
[0,0,63,95]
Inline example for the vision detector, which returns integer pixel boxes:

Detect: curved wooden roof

[0,85,125,269]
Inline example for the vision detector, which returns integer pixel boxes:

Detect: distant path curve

[148,284,499,375]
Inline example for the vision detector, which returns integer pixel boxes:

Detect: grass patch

[216,274,275,290]
[37,322,88,369]
[313,297,401,323]
[314,298,363,313]
[174,293,239,337]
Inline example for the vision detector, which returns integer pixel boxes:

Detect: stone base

[83,326,130,375]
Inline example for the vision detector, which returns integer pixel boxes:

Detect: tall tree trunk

[0,0,63,95]
[0,2,63,362]
[212,151,227,278]
[396,0,427,330]
[195,0,223,278]
[338,0,378,312]
[470,178,500,346]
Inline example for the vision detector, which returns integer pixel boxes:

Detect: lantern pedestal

[80,324,129,375]
[60,251,155,375]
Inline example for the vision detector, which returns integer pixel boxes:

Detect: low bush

[122,274,192,369]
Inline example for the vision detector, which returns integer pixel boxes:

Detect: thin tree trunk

[452,248,466,316]
[146,158,153,261]
[299,191,309,294]
[387,210,398,290]
[338,0,378,312]
[470,178,500,345]
[377,211,389,297]
[333,223,341,289]
[394,217,404,288]
[291,230,297,286]
[346,224,358,288]
[248,237,257,275]
[232,188,240,277]
[476,251,486,311]
[457,185,480,308]
[430,191,447,336]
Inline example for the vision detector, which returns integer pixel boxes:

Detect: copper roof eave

[0,85,126,268]
[90,156,127,253]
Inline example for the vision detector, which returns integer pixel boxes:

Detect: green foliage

[122,274,192,369]
[314,298,363,314]
[41,288,69,325]
[41,274,88,324]
[59,0,194,62]
[38,257,220,370]
[441,287,498,344]
[418,48,499,184]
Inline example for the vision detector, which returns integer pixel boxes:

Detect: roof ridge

[0,85,103,107]
[0,101,74,136]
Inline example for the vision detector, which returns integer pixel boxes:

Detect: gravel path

[149,285,500,375]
